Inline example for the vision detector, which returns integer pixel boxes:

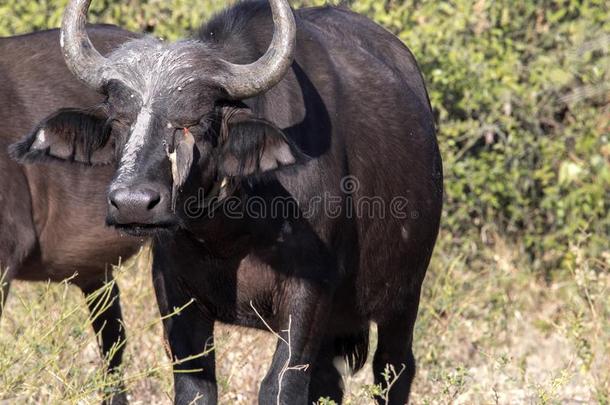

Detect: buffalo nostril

[147,193,161,210]
[108,190,122,210]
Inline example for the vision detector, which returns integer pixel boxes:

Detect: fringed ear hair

[217,106,304,178]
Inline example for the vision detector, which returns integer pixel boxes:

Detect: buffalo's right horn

[61,0,116,92]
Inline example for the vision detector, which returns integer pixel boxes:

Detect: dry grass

[0,233,608,404]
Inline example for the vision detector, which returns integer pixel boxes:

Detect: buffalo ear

[219,109,304,178]
[9,109,114,165]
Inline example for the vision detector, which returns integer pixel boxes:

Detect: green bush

[0,0,226,40]
[1,0,608,275]
[368,0,610,274]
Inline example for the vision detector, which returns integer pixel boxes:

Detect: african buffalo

[12,0,443,403]
[1,26,140,404]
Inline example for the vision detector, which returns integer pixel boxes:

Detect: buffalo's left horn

[61,0,116,91]
[215,0,296,99]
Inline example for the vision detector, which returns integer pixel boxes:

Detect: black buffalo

[12,0,443,404]
[1,26,140,404]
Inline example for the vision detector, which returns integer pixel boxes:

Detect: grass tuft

[1,234,608,403]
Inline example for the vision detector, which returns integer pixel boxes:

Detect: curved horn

[217,0,296,99]
[61,0,114,91]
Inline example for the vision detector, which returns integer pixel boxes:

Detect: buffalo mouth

[109,221,178,237]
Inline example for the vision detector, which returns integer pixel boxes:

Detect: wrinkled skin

[1,26,142,405]
[12,2,443,404]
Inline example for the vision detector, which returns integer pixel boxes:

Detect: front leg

[0,273,10,318]
[152,245,217,405]
[80,278,127,405]
[258,280,333,405]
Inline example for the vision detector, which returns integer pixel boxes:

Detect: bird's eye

[183,118,211,137]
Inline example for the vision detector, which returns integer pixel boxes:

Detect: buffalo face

[11,53,302,235]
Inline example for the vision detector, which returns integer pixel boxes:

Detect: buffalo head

[11,0,303,235]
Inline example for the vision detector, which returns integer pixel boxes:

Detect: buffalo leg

[0,270,10,318]
[307,338,344,404]
[258,281,332,405]
[308,329,370,404]
[152,248,217,405]
[0,176,34,319]
[372,303,419,405]
[80,279,128,405]
[1,256,23,320]
[0,156,36,318]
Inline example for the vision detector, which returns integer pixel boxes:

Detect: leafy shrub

[0,0,225,40]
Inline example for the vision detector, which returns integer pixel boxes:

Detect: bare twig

[249,301,309,405]
[383,364,406,405]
